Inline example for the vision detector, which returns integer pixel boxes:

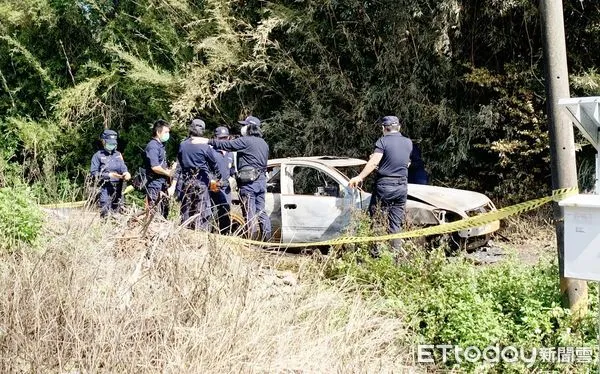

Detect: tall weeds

[0,209,413,372]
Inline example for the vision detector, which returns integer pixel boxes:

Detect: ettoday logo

[417,345,594,366]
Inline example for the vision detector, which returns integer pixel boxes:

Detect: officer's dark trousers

[99,181,123,217]
[146,182,169,219]
[368,177,408,251]
[180,183,212,231]
[210,188,231,234]
[239,179,271,241]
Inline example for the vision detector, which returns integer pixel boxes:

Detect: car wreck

[229,156,500,248]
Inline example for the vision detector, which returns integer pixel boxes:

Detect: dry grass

[499,205,554,242]
[0,209,416,373]
[493,206,556,265]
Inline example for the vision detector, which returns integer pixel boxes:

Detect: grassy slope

[0,209,415,373]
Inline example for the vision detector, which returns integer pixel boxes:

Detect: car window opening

[292,166,341,197]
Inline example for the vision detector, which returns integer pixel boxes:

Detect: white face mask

[241,125,248,136]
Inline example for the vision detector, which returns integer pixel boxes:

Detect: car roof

[268,156,367,168]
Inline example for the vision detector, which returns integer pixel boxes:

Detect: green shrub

[0,186,43,250]
[326,235,598,372]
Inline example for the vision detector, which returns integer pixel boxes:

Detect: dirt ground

[464,212,557,266]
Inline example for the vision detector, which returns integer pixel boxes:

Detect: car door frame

[278,160,359,243]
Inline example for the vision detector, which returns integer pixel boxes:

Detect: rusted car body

[230,156,500,247]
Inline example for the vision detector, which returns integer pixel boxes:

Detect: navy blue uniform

[90,149,128,217]
[177,139,221,230]
[210,149,234,233]
[210,136,271,240]
[143,138,170,219]
[368,132,413,249]
[408,143,428,184]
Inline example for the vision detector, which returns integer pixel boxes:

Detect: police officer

[209,115,271,241]
[90,129,131,217]
[408,142,429,185]
[211,126,234,234]
[143,119,176,219]
[348,115,413,252]
[176,119,221,230]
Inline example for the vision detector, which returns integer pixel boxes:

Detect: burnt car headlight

[465,202,494,217]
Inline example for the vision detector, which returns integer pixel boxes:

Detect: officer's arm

[208,149,222,181]
[120,155,129,174]
[90,154,100,178]
[409,143,419,168]
[348,152,383,187]
[90,153,108,180]
[209,137,248,152]
[119,154,131,180]
[358,153,383,179]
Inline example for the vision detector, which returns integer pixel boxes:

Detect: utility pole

[540,0,588,315]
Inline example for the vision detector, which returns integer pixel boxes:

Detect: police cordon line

[41,188,579,249]
[39,114,578,250]
[208,187,578,248]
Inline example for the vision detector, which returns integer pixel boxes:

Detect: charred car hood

[407,184,493,215]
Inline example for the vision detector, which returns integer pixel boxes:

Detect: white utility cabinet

[559,193,600,281]
[558,97,600,281]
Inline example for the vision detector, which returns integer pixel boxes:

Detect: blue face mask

[160,133,170,143]
[104,143,117,151]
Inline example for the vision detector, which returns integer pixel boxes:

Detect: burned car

[229,156,500,248]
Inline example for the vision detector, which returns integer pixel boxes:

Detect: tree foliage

[1,0,599,203]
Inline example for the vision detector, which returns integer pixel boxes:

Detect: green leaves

[326,214,597,371]
[0,0,600,206]
[0,186,43,250]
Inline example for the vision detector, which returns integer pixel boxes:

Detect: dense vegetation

[326,215,599,372]
[1,0,600,203]
[327,246,599,372]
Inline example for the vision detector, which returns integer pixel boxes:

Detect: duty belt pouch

[237,167,260,184]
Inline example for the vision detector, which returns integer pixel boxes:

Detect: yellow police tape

[212,187,579,248]
[39,187,579,248]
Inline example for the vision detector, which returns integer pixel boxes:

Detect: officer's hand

[167,185,176,197]
[108,172,122,179]
[348,176,362,188]
[123,172,131,181]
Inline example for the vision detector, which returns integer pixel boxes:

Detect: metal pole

[540,0,588,314]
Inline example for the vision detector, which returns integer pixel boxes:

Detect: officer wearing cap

[90,129,131,217]
[143,119,176,219]
[348,115,413,252]
[209,115,271,241]
[210,126,235,234]
[175,118,221,230]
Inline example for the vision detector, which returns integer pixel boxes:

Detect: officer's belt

[375,176,407,185]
